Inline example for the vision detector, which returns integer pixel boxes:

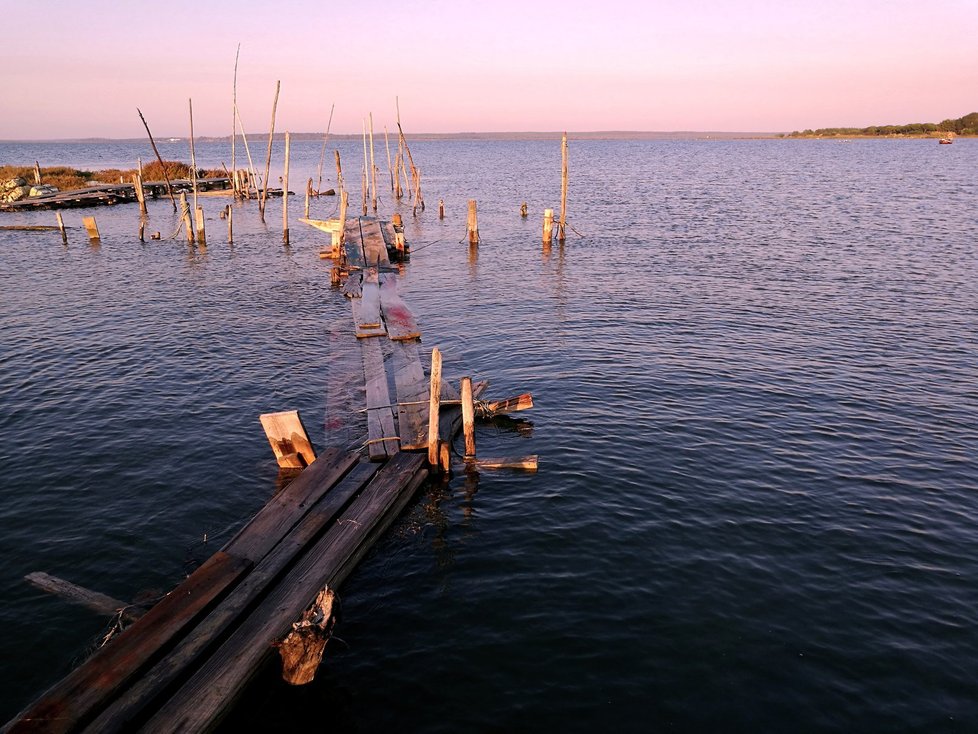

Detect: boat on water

[939,132,955,144]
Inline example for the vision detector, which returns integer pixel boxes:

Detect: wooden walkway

[3,215,518,733]
[0,178,232,212]
[4,218,437,733]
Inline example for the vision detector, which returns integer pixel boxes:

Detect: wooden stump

[277,587,336,685]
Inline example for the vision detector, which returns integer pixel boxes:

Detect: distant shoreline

[0,131,786,144]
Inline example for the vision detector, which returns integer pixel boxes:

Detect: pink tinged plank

[378,273,421,341]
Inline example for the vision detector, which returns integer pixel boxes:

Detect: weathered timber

[0,225,60,231]
[343,217,365,270]
[83,458,376,734]
[378,273,421,340]
[5,552,251,734]
[352,292,386,339]
[483,393,534,415]
[25,572,138,621]
[82,216,100,243]
[360,336,398,461]
[359,269,382,328]
[461,377,476,459]
[427,348,443,470]
[359,218,390,267]
[138,453,428,734]
[277,587,336,685]
[465,456,539,472]
[259,411,317,469]
[391,339,429,451]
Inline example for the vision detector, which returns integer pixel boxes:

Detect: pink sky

[1,0,975,139]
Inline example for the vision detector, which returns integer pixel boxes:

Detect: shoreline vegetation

[784,112,977,139]
[0,160,223,194]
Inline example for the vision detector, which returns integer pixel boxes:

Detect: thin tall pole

[231,43,239,197]
[369,113,377,212]
[136,108,176,211]
[316,103,335,195]
[361,119,368,216]
[283,131,290,245]
[189,98,198,214]
[235,105,258,193]
[259,80,281,222]
[384,126,394,191]
[558,132,568,243]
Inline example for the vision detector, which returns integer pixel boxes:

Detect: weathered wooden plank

[139,454,428,734]
[360,337,398,461]
[25,572,136,620]
[298,217,342,235]
[222,448,359,563]
[5,552,251,734]
[351,297,386,339]
[343,218,365,270]
[439,380,487,446]
[378,273,421,341]
[358,217,390,267]
[258,410,316,468]
[483,393,534,415]
[83,460,379,734]
[359,269,382,328]
[465,456,539,471]
[341,272,363,299]
[391,340,428,450]
[325,321,362,451]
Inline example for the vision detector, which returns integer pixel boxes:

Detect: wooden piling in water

[226,204,233,243]
[55,211,67,244]
[521,201,528,218]
[259,80,281,223]
[558,132,568,243]
[33,161,41,185]
[180,193,194,243]
[305,178,312,218]
[334,150,344,195]
[467,200,479,245]
[82,216,100,243]
[137,107,177,212]
[427,347,443,471]
[369,113,378,212]
[439,199,445,219]
[195,206,206,246]
[132,173,147,216]
[461,376,476,459]
[543,208,554,246]
[283,131,290,245]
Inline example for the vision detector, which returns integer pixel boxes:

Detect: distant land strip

[786,112,977,138]
[1,131,784,144]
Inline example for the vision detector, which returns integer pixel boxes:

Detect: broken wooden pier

[4,216,534,734]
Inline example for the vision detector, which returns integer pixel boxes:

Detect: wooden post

[195,206,206,245]
[520,202,528,218]
[282,131,290,245]
[369,113,378,212]
[427,347,442,471]
[384,126,394,191]
[304,178,312,218]
[438,199,445,219]
[361,120,368,216]
[558,132,568,243]
[33,161,41,185]
[316,103,335,195]
[55,211,67,244]
[179,193,194,243]
[461,376,476,459]
[259,80,281,223]
[543,208,554,246]
[231,44,239,197]
[334,149,344,195]
[82,216,100,243]
[189,98,199,214]
[136,107,177,211]
[139,218,145,242]
[338,190,348,251]
[132,173,147,215]
[467,200,479,245]
[226,204,233,243]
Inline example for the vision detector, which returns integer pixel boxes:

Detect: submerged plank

[360,337,398,461]
[379,273,421,341]
[25,572,135,619]
[359,218,390,267]
[391,340,429,451]
[343,218,365,270]
[359,269,382,328]
[351,297,386,339]
[139,454,428,734]
[6,552,251,734]
[84,460,379,734]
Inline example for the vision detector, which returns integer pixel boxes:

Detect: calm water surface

[1,138,976,732]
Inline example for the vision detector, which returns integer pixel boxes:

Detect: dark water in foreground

[1,138,977,732]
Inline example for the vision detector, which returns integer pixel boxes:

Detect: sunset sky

[1,0,975,139]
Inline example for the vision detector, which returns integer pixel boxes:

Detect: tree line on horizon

[785,112,978,138]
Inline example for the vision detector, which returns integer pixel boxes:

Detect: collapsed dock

[4,216,534,733]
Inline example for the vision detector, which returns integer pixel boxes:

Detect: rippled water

[1,138,976,731]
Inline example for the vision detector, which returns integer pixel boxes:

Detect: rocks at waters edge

[2,177,59,203]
